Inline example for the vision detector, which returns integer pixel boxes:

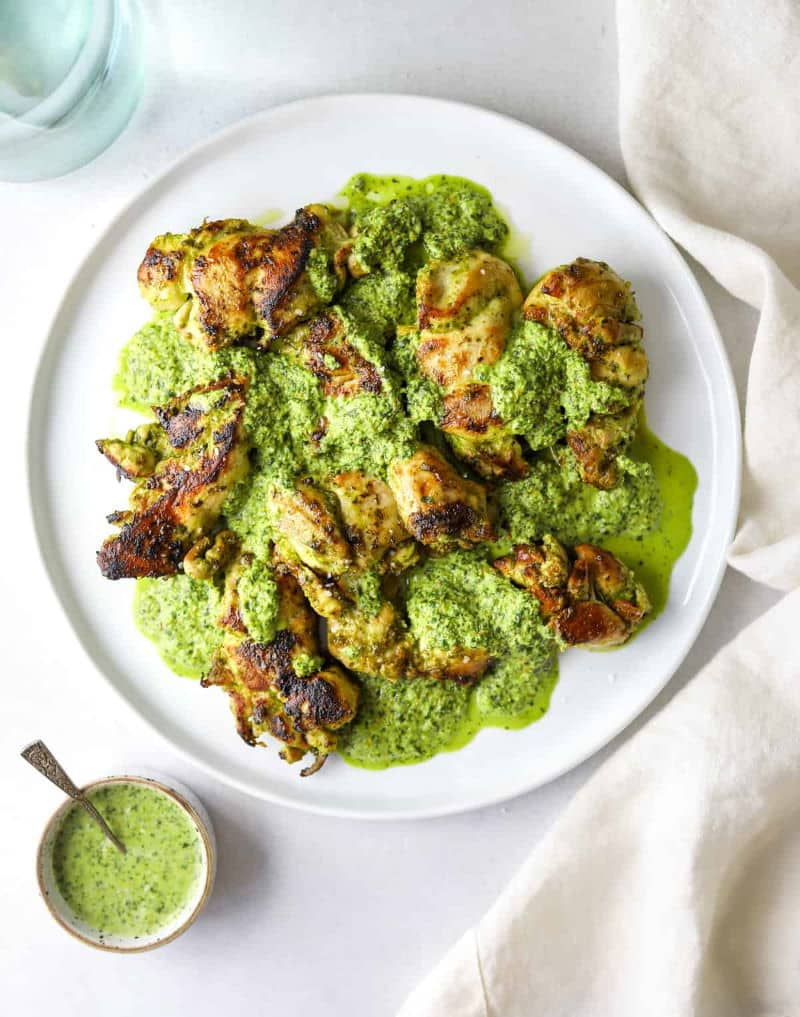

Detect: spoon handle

[21,740,127,854]
[21,740,83,798]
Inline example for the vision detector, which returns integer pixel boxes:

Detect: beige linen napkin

[398,3,800,1014]
[619,0,800,592]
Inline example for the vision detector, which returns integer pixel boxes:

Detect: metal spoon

[21,740,126,854]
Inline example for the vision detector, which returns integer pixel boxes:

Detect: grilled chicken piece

[564,405,640,491]
[405,249,526,479]
[327,600,412,680]
[412,645,492,685]
[415,251,520,375]
[494,537,650,648]
[267,468,418,680]
[203,556,358,774]
[183,529,239,581]
[327,472,418,572]
[522,258,642,358]
[439,384,528,480]
[273,471,419,578]
[287,560,413,680]
[270,480,353,577]
[388,446,495,552]
[281,309,383,397]
[523,258,647,488]
[136,231,187,312]
[97,436,158,480]
[272,466,486,683]
[97,377,250,580]
[273,466,413,569]
[283,558,491,685]
[270,470,416,680]
[96,420,174,480]
[324,596,491,684]
[138,206,349,350]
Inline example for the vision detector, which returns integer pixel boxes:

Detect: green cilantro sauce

[114,313,256,412]
[134,575,222,678]
[340,173,508,336]
[342,173,508,258]
[113,172,696,770]
[52,782,204,939]
[236,557,280,643]
[337,551,558,767]
[480,320,639,446]
[495,418,697,618]
[603,423,697,617]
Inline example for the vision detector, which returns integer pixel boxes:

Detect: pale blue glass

[0,0,143,181]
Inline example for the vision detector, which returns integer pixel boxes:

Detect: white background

[0,2,778,1014]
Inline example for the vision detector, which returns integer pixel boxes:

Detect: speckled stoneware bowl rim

[36,773,216,953]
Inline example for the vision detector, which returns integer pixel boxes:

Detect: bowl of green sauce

[37,774,215,951]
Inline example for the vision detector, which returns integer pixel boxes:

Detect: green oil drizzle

[252,207,283,227]
[604,420,698,620]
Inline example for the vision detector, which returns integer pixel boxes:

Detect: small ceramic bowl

[37,772,216,952]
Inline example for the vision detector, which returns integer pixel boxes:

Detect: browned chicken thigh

[203,553,359,775]
[388,446,495,552]
[523,258,647,488]
[403,249,528,479]
[494,536,651,648]
[96,377,250,579]
[137,206,349,350]
[272,460,493,684]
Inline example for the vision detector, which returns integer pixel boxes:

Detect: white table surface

[0,2,779,1013]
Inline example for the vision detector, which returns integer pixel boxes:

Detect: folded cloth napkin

[398,2,800,1013]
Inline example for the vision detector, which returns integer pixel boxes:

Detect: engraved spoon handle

[21,740,126,853]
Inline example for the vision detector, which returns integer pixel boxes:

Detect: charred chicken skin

[388,446,495,552]
[96,377,250,579]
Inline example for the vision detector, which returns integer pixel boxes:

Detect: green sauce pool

[52,782,205,939]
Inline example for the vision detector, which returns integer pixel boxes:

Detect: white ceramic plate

[28,95,740,819]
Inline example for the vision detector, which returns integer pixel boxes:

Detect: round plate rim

[26,93,742,820]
